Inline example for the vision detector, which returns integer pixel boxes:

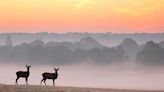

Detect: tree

[5,35,13,46]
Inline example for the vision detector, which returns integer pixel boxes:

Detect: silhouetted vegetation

[0,37,128,65]
[0,35,164,66]
[136,41,164,65]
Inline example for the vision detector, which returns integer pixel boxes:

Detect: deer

[40,67,59,86]
[15,65,31,85]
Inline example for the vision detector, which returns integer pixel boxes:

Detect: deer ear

[54,66,57,69]
[26,64,28,67]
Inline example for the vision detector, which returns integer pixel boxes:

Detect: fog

[0,62,164,90]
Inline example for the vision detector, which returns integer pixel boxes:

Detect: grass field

[0,84,163,92]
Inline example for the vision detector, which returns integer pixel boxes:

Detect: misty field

[0,84,163,92]
[0,33,164,91]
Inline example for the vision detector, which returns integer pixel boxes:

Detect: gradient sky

[0,0,164,33]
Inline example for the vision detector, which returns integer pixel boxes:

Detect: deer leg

[40,79,43,85]
[15,77,19,85]
[43,79,47,86]
[53,79,55,86]
[25,77,28,85]
[40,78,44,85]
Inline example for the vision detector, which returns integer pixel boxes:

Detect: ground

[0,84,163,92]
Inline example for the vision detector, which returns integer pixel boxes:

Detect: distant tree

[88,47,127,64]
[119,38,139,61]
[136,41,164,65]
[5,35,13,46]
[29,38,44,46]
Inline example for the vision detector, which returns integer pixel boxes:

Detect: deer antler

[54,66,56,70]
[54,65,60,70]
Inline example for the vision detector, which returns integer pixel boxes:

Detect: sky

[0,0,164,33]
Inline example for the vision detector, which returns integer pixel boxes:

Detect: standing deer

[40,67,59,86]
[15,65,31,85]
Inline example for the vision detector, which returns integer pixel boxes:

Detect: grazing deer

[15,65,31,85]
[40,67,59,86]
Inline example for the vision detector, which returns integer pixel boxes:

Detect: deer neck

[27,68,30,73]
[55,71,58,75]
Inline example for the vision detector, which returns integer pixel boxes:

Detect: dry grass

[0,84,163,92]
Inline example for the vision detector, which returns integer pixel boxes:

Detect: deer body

[41,68,59,86]
[15,65,31,85]
[42,72,58,79]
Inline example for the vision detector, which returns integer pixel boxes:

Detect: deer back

[42,72,57,79]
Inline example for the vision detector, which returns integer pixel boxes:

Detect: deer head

[26,64,31,70]
[54,67,59,72]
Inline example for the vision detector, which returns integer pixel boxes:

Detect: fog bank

[0,63,163,90]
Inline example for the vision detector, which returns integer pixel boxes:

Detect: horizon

[0,31,164,34]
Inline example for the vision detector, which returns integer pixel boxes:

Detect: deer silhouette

[40,67,59,86]
[15,65,31,85]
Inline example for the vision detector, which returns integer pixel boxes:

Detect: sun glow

[0,0,164,33]
[73,0,97,10]
[112,0,164,16]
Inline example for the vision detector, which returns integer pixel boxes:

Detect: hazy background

[0,32,164,46]
[0,33,164,90]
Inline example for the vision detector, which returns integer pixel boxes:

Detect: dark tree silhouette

[136,41,164,65]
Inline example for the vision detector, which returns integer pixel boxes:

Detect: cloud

[73,0,97,10]
[113,6,161,16]
[114,8,142,16]
[112,0,164,16]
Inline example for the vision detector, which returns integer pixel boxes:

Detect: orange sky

[0,0,164,33]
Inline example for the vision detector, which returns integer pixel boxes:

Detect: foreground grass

[0,84,163,92]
